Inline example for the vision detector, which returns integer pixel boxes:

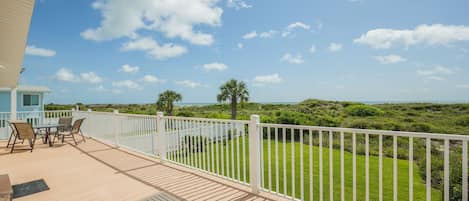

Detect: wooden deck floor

[0,138,285,201]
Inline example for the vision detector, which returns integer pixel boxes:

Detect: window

[23,94,40,106]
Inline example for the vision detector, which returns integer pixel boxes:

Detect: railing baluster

[379,134,383,201]
[260,126,264,187]
[210,121,214,173]
[320,130,323,201]
[444,139,449,201]
[230,123,235,179]
[310,129,314,201]
[237,123,241,181]
[426,138,431,201]
[221,122,225,177]
[463,140,468,201]
[291,128,295,198]
[216,121,220,175]
[202,121,206,171]
[175,119,180,164]
[283,127,287,196]
[300,129,304,201]
[243,124,247,183]
[352,132,356,201]
[365,133,369,201]
[340,131,344,201]
[329,131,333,201]
[185,119,190,166]
[393,135,398,201]
[196,120,200,169]
[226,122,230,178]
[267,126,272,191]
[275,127,279,193]
[409,137,413,201]
[189,120,193,167]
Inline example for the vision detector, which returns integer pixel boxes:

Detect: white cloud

[427,76,445,81]
[121,37,187,60]
[243,31,257,39]
[119,64,140,73]
[93,85,107,92]
[328,43,343,52]
[25,45,56,57]
[202,62,228,71]
[456,84,469,89]
[227,0,252,10]
[259,30,277,38]
[237,43,244,49]
[254,73,282,85]
[55,68,103,84]
[281,53,304,64]
[142,75,164,83]
[112,80,141,89]
[374,54,406,64]
[176,80,202,88]
[243,30,277,40]
[111,89,122,94]
[81,0,222,46]
[309,45,316,54]
[80,72,103,83]
[55,68,79,82]
[282,22,310,37]
[354,24,469,49]
[417,65,453,76]
[417,65,454,81]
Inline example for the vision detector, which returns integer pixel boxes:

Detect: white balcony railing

[1,110,468,201]
[0,110,72,139]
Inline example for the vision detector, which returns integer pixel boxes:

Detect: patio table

[33,124,66,147]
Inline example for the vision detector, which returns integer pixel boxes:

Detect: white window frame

[22,93,41,107]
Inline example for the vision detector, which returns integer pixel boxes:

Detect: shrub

[407,123,433,132]
[342,119,385,130]
[455,115,469,126]
[345,105,384,117]
[176,111,194,117]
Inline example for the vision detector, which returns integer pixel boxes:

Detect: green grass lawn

[167,136,442,201]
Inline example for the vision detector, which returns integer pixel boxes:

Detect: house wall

[0,91,44,112]
[0,92,10,112]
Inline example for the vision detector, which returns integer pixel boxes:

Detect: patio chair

[52,117,73,142]
[58,117,73,132]
[9,122,36,153]
[55,118,86,145]
[6,121,22,148]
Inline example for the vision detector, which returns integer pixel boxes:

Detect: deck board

[0,138,285,201]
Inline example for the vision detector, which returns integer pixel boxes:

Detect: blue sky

[21,0,469,104]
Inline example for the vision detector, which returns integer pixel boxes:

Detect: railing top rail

[163,115,250,124]
[73,110,156,118]
[18,110,72,113]
[260,123,469,140]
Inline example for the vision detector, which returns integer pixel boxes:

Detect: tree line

[156,79,248,119]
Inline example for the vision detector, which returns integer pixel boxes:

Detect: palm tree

[217,79,249,120]
[156,90,182,116]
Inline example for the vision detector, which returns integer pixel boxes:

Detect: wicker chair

[9,122,36,153]
[55,118,86,145]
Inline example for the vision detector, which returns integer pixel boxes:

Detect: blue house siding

[0,92,10,112]
[0,91,45,112]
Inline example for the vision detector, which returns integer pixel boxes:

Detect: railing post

[113,110,120,146]
[157,112,166,161]
[249,114,261,193]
